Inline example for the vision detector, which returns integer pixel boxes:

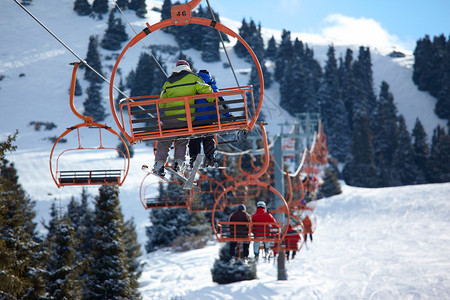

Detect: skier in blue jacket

[189,70,232,169]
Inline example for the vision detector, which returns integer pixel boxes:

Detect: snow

[137,182,450,299]
[1,1,450,299]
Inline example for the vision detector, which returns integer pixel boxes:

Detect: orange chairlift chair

[108,0,264,145]
[49,62,130,187]
[188,172,227,212]
[139,175,192,209]
[211,123,290,246]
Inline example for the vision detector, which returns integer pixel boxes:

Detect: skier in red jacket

[302,215,313,245]
[284,224,301,260]
[252,201,278,260]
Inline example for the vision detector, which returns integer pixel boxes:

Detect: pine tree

[413,35,434,92]
[353,47,377,123]
[92,0,109,15]
[115,0,129,10]
[427,126,450,183]
[0,150,46,298]
[342,109,378,187]
[201,27,221,62]
[412,118,429,182]
[340,48,358,129]
[123,218,142,299]
[265,35,277,61]
[101,10,129,51]
[275,30,293,81]
[65,189,95,264]
[74,0,92,16]
[160,0,172,22]
[129,0,147,18]
[83,185,132,299]
[319,45,351,162]
[234,19,249,58]
[74,78,83,96]
[318,168,342,198]
[372,81,399,184]
[145,183,197,252]
[83,82,107,122]
[211,244,256,284]
[45,216,82,300]
[390,116,421,186]
[84,36,104,84]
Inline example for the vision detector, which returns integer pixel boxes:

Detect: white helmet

[256,201,266,208]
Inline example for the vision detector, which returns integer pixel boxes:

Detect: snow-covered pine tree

[145,183,198,252]
[84,36,104,84]
[101,10,128,51]
[201,26,221,62]
[342,109,378,187]
[129,0,147,18]
[65,189,96,264]
[44,216,82,300]
[233,18,249,58]
[0,147,46,299]
[372,81,399,186]
[122,218,142,299]
[211,244,257,284]
[275,30,293,82]
[73,0,92,16]
[74,78,83,96]
[317,168,342,198]
[353,46,377,123]
[339,48,358,130]
[83,82,107,122]
[92,0,108,15]
[390,115,422,186]
[319,45,351,162]
[412,118,429,182]
[413,35,433,92]
[427,126,450,183]
[265,35,277,61]
[83,185,133,299]
[115,0,129,10]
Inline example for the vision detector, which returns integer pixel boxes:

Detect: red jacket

[302,216,313,234]
[252,207,278,237]
[284,225,301,249]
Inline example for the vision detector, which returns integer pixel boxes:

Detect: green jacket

[160,70,215,121]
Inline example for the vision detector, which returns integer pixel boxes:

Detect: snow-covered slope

[137,182,450,299]
[1,2,450,298]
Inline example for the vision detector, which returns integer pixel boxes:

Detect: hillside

[137,182,450,299]
[1,1,450,298]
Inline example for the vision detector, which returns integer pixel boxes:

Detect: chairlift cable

[205,0,240,88]
[114,1,168,78]
[13,0,128,99]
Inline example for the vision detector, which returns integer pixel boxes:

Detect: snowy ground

[138,182,450,300]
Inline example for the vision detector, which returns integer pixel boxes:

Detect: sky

[213,0,450,51]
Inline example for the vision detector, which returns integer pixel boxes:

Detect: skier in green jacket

[153,60,215,177]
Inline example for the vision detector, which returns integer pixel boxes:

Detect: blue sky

[213,0,450,50]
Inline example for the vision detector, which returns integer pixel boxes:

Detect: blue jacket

[195,72,231,121]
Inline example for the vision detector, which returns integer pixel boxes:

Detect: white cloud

[320,14,407,52]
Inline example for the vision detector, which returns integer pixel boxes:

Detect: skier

[228,204,251,259]
[152,60,215,177]
[284,224,301,260]
[252,201,278,261]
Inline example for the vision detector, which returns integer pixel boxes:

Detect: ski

[141,164,171,182]
[165,166,189,183]
[183,154,204,190]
